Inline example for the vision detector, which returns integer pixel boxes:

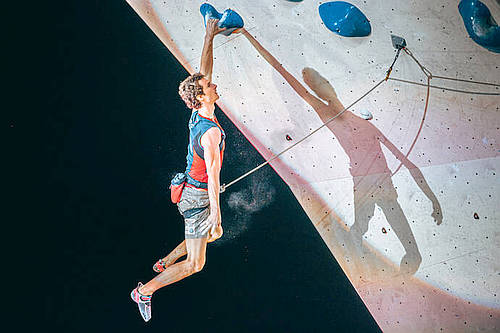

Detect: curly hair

[178,73,205,109]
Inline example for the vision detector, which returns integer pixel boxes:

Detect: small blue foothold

[200,3,244,36]
[319,2,371,37]
[458,0,500,53]
[359,110,373,120]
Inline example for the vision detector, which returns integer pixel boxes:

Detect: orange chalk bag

[170,173,186,204]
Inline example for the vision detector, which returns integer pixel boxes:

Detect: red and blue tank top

[184,110,225,190]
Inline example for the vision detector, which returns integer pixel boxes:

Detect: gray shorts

[177,186,210,239]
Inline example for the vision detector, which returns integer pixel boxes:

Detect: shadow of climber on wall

[242,29,443,275]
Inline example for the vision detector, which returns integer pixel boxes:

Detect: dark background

[8,1,380,332]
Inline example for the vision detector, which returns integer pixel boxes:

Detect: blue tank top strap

[191,111,225,159]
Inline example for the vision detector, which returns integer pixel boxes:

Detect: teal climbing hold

[319,1,371,37]
[359,110,373,120]
[458,0,500,53]
[200,3,244,36]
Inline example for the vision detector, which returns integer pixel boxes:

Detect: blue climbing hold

[318,2,371,37]
[458,0,500,53]
[200,3,221,22]
[200,3,244,36]
[359,110,373,120]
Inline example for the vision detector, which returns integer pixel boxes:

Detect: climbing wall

[126,1,500,331]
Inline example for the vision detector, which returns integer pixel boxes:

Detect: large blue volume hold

[319,1,371,37]
[200,3,244,36]
[458,0,500,53]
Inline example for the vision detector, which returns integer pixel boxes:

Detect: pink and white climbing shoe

[130,282,152,322]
